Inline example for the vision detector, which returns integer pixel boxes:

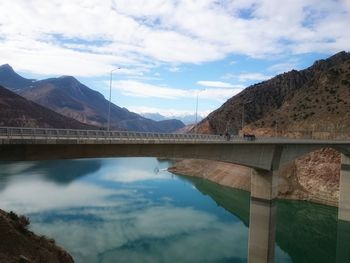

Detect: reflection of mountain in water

[177,174,338,263]
[178,174,250,225]
[0,159,102,185]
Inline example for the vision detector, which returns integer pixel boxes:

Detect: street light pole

[195,91,199,134]
[107,68,120,132]
[194,89,205,135]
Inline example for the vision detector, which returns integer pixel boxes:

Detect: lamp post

[194,89,205,134]
[195,91,199,134]
[107,67,121,132]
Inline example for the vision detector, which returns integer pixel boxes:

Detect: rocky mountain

[176,51,350,206]
[0,65,185,132]
[197,51,350,136]
[0,64,34,91]
[0,85,95,129]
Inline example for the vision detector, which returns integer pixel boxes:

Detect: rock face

[197,51,350,136]
[0,85,95,129]
[179,51,350,207]
[0,209,74,263]
[0,65,185,132]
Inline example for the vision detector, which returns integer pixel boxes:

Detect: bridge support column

[336,154,350,263]
[248,169,278,263]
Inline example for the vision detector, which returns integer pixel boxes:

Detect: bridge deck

[0,127,348,145]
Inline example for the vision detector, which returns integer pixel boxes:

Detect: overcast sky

[0,0,349,118]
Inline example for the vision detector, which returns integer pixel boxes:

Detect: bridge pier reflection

[248,169,278,263]
[336,154,350,262]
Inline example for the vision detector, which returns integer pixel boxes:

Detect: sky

[0,0,349,121]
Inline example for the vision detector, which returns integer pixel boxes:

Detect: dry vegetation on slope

[173,51,350,206]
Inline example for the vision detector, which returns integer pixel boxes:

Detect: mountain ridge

[0,85,96,129]
[0,66,185,132]
[196,50,350,135]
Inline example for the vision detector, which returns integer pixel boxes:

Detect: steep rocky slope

[174,51,350,206]
[0,86,94,129]
[0,65,184,132]
[197,51,350,135]
[0,209,73,263]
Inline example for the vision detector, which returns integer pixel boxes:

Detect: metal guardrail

[0,127,240,142]
[0,127,348,144]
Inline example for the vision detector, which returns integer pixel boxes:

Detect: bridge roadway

[0,126,349,263]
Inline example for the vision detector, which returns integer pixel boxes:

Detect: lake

[0,158,340,263]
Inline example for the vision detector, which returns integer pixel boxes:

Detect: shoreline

[0,209,74,263]
[168,156,339,208]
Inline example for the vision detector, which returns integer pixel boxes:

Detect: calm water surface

[0,158,339,263]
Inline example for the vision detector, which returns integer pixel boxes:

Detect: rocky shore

[0,209,74,263]
[168,148,340,207]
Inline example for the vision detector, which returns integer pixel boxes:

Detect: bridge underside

[0,143,279,170]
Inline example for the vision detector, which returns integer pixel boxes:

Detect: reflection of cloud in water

[98,157,172,183]
[32,204,292,263]
[102,168,167,183]
[0,158,294,263]
[0,180,131,214]
[31,205,246,263]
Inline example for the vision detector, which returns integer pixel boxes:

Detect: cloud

[267,59,300,73]
[112,80,240,101]
[168,66,181,72]
[223,72,273,82]
[112,80,188,99]
[237,73,273,82]
[0,0,349,77]
[197,80,244,89]
[0,38,141,77]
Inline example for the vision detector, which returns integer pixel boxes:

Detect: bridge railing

[0,127,244,142]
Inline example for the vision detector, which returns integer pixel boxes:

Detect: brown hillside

[0,209,73,263]
[197,51,350,136]
[0,85,95,129]
[177,51,350,206]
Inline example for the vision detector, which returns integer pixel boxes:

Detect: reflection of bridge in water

[1,127,349,263]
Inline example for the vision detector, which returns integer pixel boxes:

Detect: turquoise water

[0,158,340,263]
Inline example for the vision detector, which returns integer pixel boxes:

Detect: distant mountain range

[0,85,95,129]
[140,112,203,125]
[196,51,350,135]
[0,64,184,132]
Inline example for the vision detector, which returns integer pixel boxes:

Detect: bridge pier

[248,169,278,263]
[336,154,350,263]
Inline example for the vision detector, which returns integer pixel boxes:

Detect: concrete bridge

[0,127,349,263]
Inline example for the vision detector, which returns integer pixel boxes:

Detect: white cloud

[112,80,188,99]
[0,38,140,77]
[168,66,181,72]
[267,59,300,74]
[0,0,349,77]
[222,72,273,82]
[237,72,273,82]
[112,80,240,101]
[197,80,244,89]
